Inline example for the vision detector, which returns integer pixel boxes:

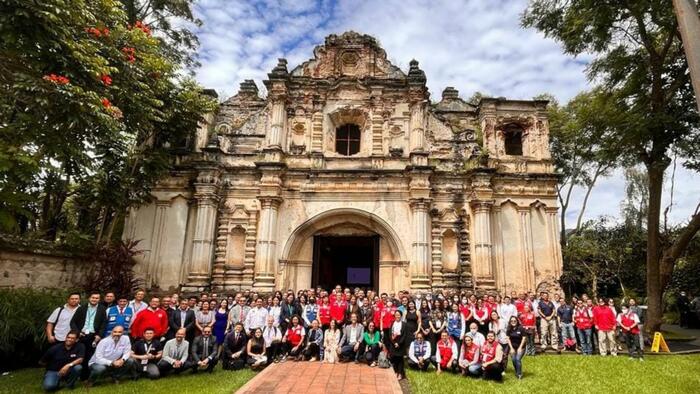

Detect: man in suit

[222,323,247,370]
[70,291,107,380]
[344,296,362,325]
[169,299,196,341]
[339,313,365,362]
[191,326,218,373]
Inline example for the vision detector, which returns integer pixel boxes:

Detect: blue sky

[191,0,700,226]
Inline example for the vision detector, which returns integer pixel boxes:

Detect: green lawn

[408,354,700,394]
[0,368,256,394]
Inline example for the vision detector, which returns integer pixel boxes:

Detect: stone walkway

[234,361,403,394]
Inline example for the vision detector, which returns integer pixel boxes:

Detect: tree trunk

[645,161,667,334]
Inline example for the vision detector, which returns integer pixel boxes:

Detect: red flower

[43,74,70,85]
[101,98,112,108]
[86,27,102,37]
[134,20,151,36]
[121,47,136,63]
[102,28,110,36]
[100,74,112,86]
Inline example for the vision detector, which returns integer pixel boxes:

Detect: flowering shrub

[100,74,112,86]
[42,74,69,85]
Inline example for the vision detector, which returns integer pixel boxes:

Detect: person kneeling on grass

[222,323,247,370]
[407,331,431,371]
[157,328,192,376]
[246,328,268,370]
[87,325,135,387]
[130,327,162,379]
[434,331,459,374]
[481,331,504,382]
[458,335,481,377]
[40,330,84,392]
[190,326,218,374]
[281,315,306,361]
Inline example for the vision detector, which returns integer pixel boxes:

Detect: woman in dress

[195,301,215,337]
[404,300,419,345]
[323,319,342,363]
[213,299,229,346]
[419,299,432,341]
[246,328,267,370]
[429,309,445,351]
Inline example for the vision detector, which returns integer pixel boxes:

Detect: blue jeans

[561,323,575,345]
[577,328,593,355]
[89,360,135,382]
[43,365,82,392]
[511,349,524,378]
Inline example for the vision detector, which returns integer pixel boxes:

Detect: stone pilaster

[470,200,494,282]
[146,199,170,288]
[253,196,282,292]
[264,58,289,152]
[518,206,535,292]
[409,198,432,290]
[430,224,444,288]
[183,170,221,292]
[545,207,563,278]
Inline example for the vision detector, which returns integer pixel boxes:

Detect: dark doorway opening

[312,235,379,291]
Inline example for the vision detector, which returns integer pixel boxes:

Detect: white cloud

[191,0,699,224]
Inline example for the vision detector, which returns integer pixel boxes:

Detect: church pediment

[290,31,405,79]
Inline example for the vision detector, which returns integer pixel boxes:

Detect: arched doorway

[279,208,408,292]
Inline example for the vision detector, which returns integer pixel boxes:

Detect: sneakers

[309,357,317,362]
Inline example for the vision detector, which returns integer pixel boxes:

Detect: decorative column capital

[409,198,432,211]
[470,200,494,213]
[258,196,283,209]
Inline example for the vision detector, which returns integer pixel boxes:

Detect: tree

[542,91,618,247]
[0,0,215,243]
[621,167,649,230]
[523,1,700,333]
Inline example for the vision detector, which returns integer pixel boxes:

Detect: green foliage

[0,288,71,370]
[82,240,145,297]
[561,218,646,299]
[0,0,216,242]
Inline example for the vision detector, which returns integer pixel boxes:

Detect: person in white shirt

[498,296,518,323]
[262,315,282,363]
[407,331,431,371]
[46,293,81,344]
[434,331,459,374]
[464,322,485,347]
[87,325,134,385]
[129,290,148,318]
[244,298,268,335]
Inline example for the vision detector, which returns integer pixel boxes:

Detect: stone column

[430,224,444,288]
[470,200,494,280]
[518,206,535,292]
[267,100,286,148]
[253,197,282,291]
[146,199,170,287]
[410,198,431,289]
[545,207,563,278]
[491,205,506,291]
[264,58,289,152]
[409,102,425,153]
[184,175,220,291]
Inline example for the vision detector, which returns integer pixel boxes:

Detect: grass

[0,368,256,394]
[408,354,700,394]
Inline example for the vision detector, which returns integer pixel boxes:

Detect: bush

[82,240,145,298]
[0,288,71,370]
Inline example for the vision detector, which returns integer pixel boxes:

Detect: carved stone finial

[408,59,426,84]
[238,79,259,97]
[442,87,459,101]
[270,58,289,77]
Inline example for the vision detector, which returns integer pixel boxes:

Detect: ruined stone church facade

[124,32,563,294]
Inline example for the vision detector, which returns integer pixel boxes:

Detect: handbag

[377,351,391,369]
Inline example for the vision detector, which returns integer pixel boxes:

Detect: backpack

[377,350,391,369]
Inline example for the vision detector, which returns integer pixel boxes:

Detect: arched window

[504,125,523,156]
[335,124,361,155]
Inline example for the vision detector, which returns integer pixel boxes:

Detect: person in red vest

[617,305,643,360]
[380,299,397,338]
[573,299,594,355]
[518,304,536,356]
[473,299,490,336]
[459,297,473,327]
[458,335,481,377]
[318,296,331,329]
[434,331,458,374]
[130,297,168,340]
[480,331,504,381]
[281,315,306,361]
[592,298,617,356]
[330,294,347,328]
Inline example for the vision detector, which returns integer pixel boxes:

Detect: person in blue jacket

[104,296,134,337]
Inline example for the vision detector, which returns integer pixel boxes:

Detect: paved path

[234,361,403,394]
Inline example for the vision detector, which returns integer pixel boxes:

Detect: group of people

[40,285,646,391]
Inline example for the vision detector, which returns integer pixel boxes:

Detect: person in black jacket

[168,299,196,341]
[280,294,299,334]
[387,310,407,380]
[222,323,247,370]
[191,326,219,373]
[69,291,107,380]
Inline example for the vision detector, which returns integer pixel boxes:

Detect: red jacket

[318,304,331,325]
[130,307,168,339]
[330,301,347,323]
[592,306,616,331]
